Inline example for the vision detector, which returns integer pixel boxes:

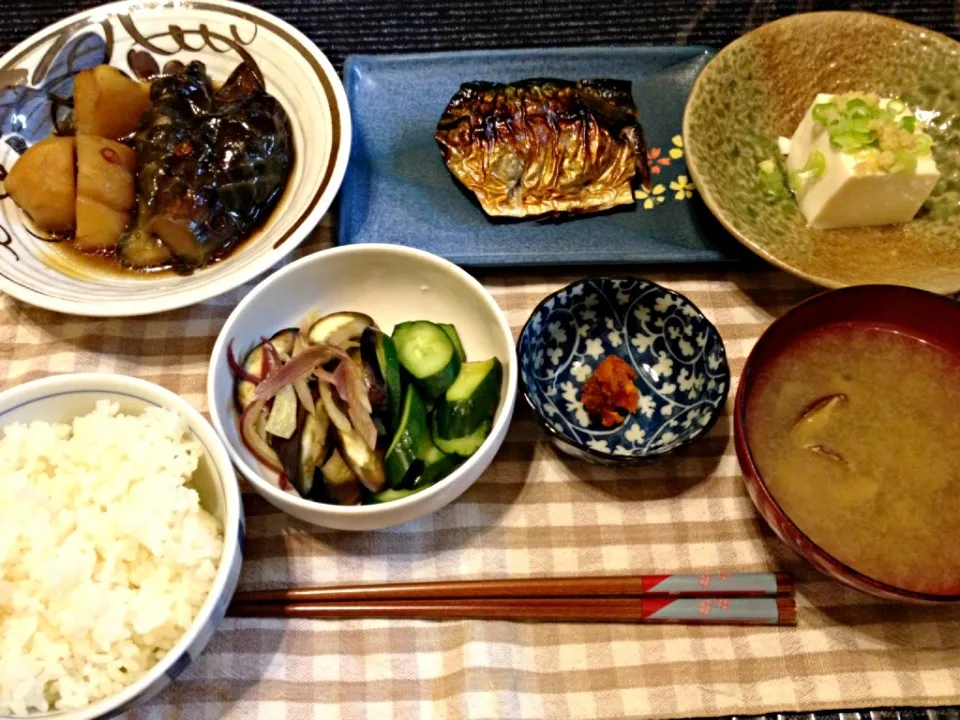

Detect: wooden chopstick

[233,572,793,604]
[228,597,797,626]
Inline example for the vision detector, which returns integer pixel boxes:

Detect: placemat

[2,217,960,719]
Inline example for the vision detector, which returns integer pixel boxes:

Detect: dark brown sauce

[43,195,293,280]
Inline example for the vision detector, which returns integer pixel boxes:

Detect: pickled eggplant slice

[298,399,331,496]
[348,347,387,418]
[233,329,300,411]
[435,78,651,218]
[272,404,306,491]
[264,329,298,358]
[124,60,293,271]
[308,312,375,348]
[321,448,361,505]
[361,327,402,432]
[235,345,266,411]
[319,380,352,433]
[336,425,387,493]
[264,384,298,439]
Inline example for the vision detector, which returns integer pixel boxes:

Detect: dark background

[1,0,958,72]
[0,1,958,718]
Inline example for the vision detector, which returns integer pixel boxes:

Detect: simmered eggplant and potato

[229,311,503,506]
[4,61,292,273]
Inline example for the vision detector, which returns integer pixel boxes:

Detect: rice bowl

[0,374,243,718]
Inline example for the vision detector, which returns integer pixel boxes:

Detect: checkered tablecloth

[2,216,959,719]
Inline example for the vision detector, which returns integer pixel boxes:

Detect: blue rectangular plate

[340,46,742,267]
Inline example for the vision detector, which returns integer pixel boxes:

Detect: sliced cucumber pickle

[392,321,461,402]
[434,357,502,439]
[384,385,428,488]
[433,417,491,457]
[439,323,467,363]
[365,486,426,504]
[413,435,460,488]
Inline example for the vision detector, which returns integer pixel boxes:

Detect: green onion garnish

[802,150,826,178]
[757,160,788,198]
[812,103,838,125]
[806,94,930,176]
[886,98,906,114]
[787,170,802,193]
[830,130,874,152]
[890,150,918,174]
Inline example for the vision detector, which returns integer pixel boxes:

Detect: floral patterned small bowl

[517,277,730,465]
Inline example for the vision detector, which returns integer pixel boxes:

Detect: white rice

[0,401,223,716]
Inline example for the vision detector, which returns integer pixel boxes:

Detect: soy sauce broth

[746,322,960,595]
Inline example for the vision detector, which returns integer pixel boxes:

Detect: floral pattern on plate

[518,277,730,465]
[636,135,695,210]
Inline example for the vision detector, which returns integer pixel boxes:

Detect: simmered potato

[74,136,137,251]
[75,197,129,251]
[76,136,136,212]
[74,65,150,140]
[5,136,76,233]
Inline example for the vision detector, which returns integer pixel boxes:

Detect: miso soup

[746,323,960,595]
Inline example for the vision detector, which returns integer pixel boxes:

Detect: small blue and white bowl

[518,277,730,466]
[0,374,244,719]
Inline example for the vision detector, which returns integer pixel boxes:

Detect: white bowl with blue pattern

[518,277,729,465]
[0,374,244,719]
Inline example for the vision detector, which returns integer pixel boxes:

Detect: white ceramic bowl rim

[208,244,518,518]
[0,374,242,720]
[0,0,352,317]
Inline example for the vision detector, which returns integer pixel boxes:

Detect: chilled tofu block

[786,93,940,229]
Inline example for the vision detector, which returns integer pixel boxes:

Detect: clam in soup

[746,323,960,595]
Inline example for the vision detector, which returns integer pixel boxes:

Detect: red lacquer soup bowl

[734,284,960,604]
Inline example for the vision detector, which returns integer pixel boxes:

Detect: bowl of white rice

[0,373,243,719]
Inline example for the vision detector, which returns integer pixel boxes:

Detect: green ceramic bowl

[684,12,960,294]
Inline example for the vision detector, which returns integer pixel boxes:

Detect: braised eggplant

[120,61,293,271]
[435,78,651,218]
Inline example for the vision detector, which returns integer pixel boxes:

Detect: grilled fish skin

[436,78,651,218]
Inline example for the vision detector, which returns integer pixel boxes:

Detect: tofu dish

[759,91,938,229]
